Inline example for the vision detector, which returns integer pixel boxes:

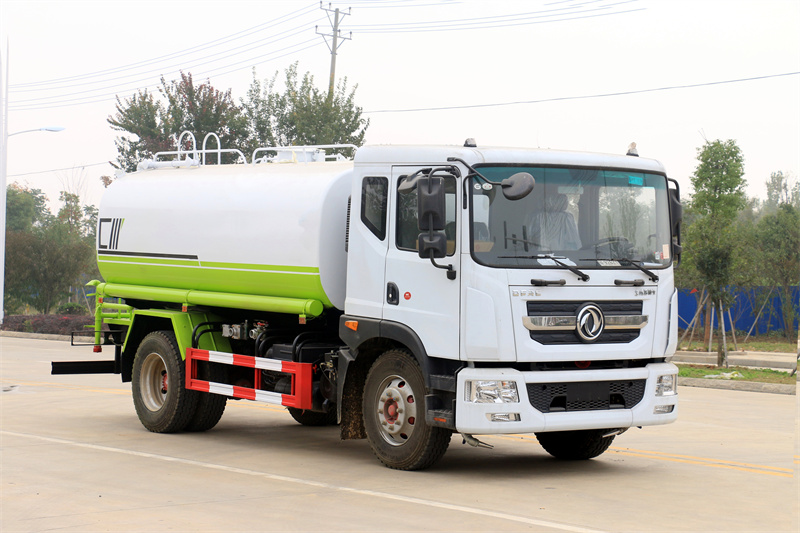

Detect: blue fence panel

[678,286,799,335]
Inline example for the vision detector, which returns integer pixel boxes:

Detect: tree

[109,73,249,172]
[4,188,97,314]
[242,63,369,157]
[160,72,249,162]
[688,139,746,364]
[5,224,93,314]
[756,203,800,338]
[762,171,800,215]
[5,185,51,231]
[108,89,170,172]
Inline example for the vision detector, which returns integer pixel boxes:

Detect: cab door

[382,166,461,360]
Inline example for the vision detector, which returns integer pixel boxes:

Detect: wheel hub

[375,377,417,446]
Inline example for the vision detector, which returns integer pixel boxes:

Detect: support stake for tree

[680,289,709,349]
[708,302,715,354]
[719,299,728,368]
[744,286,774,342]
[727,306,739,352]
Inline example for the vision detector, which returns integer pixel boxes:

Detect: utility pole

[316,3,351,98]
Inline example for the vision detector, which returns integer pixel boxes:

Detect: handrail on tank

[251,144,359,165]
[145,131,202,169]
[201,132,246,165]
[138,132,358,170]
[177,131,198,160]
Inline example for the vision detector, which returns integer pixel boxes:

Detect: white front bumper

[454,363,678,434]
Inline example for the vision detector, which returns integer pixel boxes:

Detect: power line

[344,0,643,32]
[364,72,800,114]
[9,39,326,111]
[8,162,111,179]
[9,2,321,90]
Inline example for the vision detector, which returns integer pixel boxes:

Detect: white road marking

[3,429,608,533]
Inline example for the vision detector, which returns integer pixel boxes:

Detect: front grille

[527,301,643,315]
[527,300,643,345]
[526,379,646,413]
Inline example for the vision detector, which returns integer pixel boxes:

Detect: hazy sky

[2,0,798,210]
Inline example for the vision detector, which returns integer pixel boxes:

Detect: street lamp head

[8,126,65,137]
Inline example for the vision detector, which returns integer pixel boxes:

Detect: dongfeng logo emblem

[576,304,604,342]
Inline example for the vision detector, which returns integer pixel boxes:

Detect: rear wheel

[132,331,198,433]
[363,349,451,470]
[535,429,616,460]
[186,361,227,432]
[288,407,337,426]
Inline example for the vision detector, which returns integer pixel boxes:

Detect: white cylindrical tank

[96,161,354,311]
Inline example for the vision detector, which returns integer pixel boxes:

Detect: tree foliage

[110,64,369,171]
[690,139,746,221]
[756,203,800,338]
[5,225,93,315]
[4,185,96,315]
[242,63,369,153]
[5,185,51,232]
[108,73,249,171]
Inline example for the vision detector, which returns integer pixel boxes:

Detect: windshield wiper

[583,258,659,282]
[499,254,590,282]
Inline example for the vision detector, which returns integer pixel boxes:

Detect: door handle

[387,282,399,305]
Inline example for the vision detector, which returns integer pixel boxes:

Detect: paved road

[2,336,797,533]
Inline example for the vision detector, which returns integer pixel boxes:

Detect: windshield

[471,165,672,269]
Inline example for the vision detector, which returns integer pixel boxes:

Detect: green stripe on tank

[98,262,333,308]
[98,255,200,267]
[201,261,319,274]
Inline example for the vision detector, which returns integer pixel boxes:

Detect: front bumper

[454,362,678,434]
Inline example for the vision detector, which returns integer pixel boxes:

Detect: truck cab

[339,143,680,466]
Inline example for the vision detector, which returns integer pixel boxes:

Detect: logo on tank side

[98,218,125,250]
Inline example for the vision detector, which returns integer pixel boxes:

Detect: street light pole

[0,44,64,323]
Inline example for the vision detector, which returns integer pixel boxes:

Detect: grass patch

[679,332,796,353]
[677,364,796,385]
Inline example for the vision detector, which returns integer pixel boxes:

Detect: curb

[678,377,796,395]
[1,330,93,342]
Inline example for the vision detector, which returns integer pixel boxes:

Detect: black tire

[535,429,616,460]
[185,361,227,432]
[131,331,199,433]
[288,407,338,426]
[363,349,451,470]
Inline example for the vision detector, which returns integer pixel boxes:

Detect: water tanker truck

[54,134,682,470]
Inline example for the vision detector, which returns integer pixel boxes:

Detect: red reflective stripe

[192,380,211,392]
[281,361,313,410]
[188,348,211,361]
[232,386,257,401]
[233,353,256,368]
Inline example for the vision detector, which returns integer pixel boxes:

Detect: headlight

[655,374,677,396]
[466,380,519,403]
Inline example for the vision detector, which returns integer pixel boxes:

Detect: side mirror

[417,176,446,231]
[501,172,535,200]
[668,181,682,265]
[418,232,447,259]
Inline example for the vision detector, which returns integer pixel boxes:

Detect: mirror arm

[450,157,490,208]
[428,252,457,280]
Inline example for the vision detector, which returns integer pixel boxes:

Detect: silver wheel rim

[139,352,168,412]
[374,374,417,446]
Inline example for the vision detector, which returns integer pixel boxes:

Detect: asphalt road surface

[2,336,797,533]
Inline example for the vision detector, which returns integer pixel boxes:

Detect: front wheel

[535,429,616,460]
[131,331,199,433]
[363,349,451,470]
